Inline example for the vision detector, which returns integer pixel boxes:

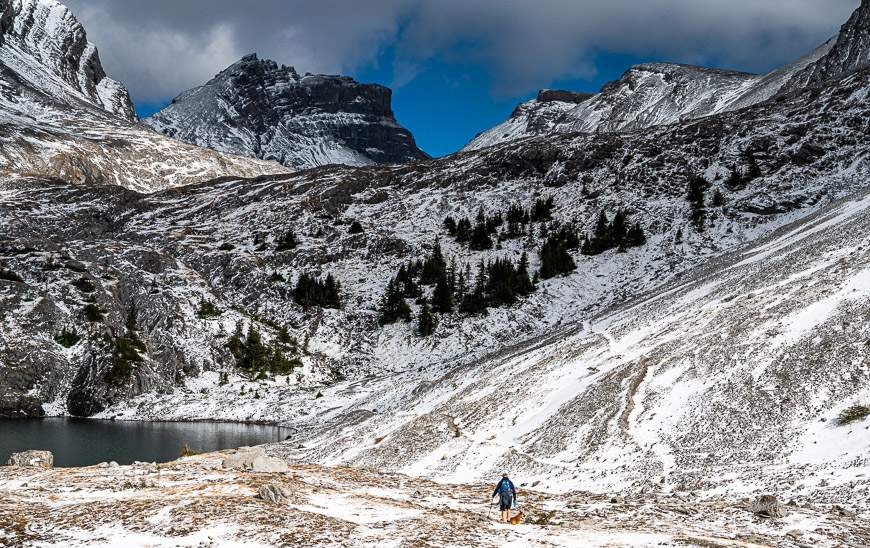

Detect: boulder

[7,450,54,468]
[251,455,289,473]
[222,447,288,473]
[221,447,266,469]
[749,495,785,518]
[257,484,290,503]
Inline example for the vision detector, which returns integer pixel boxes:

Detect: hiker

[491,473,517,522]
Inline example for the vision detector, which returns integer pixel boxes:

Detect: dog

[509,510,524,525]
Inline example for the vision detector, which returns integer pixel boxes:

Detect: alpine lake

[0,418,290,467]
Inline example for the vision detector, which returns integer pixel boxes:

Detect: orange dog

[509,510,524,525]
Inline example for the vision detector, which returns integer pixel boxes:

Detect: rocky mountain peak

[147,55,427,169]
[0,0,136,121]
[535,89,591,104]
[784,0,870,90]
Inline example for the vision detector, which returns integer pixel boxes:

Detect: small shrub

[315,391,323,399]
[0,268,23,282]
[104,335,146,386]
[42,256,63,271]
[82,303,104,322]
[218,242,235,252]
[54,328,81,348]
[71,276,96,293]
[348,221,364,235]
[837,405,870,425]
[180,443,201,457]
[197,300,221,319]
[65,262,87,273]
[218,372,229,386]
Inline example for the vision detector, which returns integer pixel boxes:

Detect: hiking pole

[487,498,495,520]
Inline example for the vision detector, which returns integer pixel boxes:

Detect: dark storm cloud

[64,0,859,102]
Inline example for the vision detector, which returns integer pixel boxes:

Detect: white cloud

[64,0,860,102]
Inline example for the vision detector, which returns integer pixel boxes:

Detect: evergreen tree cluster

[724,150,762,190]
[276,229,298,251]
[378,241,536,330]
[227,321,301,375]
[580,209,646,256]
[105,301,146,386]
[444,196,556,248]
[293,273,341,309]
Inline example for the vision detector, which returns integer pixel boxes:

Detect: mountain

[3,57,869,499]
[2,0,870,517]
[145,54,429,170]
[463,26,842,151]
[0,0,285,192]
[0,0,136,121]
[784,0,870,91]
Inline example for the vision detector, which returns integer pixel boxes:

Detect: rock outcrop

[784,0,870,91]
[7,450,53,467]
[0,0,286,191]
[0,0,135,120]
[146,54,429,170]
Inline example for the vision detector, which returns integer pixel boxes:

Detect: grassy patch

[837,405,870,425]
[180,443,202,457]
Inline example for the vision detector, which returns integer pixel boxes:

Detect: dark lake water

[0,418,290,467]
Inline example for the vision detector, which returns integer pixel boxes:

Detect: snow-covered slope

[461,1,860,152]
[145,54,429,170]
[0,0,286,191]
[465,89,591,152]
[0,0,136,121]
[3,59,869,424]
[277,186,870,503]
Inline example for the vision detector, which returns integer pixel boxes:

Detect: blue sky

[69,0,858,158]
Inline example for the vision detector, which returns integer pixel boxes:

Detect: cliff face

[146,55,429,170]
[0,0,285,192]
[0,0,135,120]
[784,0,870,91]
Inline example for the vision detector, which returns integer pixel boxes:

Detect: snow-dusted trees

[293,273,341,309]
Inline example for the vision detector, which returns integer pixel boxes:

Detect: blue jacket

[492,477,516,501]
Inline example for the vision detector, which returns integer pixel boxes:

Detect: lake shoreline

[0,418,291,468]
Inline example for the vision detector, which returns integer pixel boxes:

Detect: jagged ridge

[146,54,429,170]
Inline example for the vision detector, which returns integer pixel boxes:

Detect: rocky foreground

[0,450,867,547]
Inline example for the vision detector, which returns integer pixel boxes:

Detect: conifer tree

[517,252,535,295]
[711,188,725,207]
[277,229,299,251]
[611,210,627,245]
[687,175,707,231]
[540,235,576,279]
[378,278,411,325]
[443,216,457,236]
[417,303,437,337]
[432,273,454,314]
[421,240,447,285]
[455,217,472,242]
[469,220,493,251]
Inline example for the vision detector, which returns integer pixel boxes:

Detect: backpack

[498,479,511,498]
